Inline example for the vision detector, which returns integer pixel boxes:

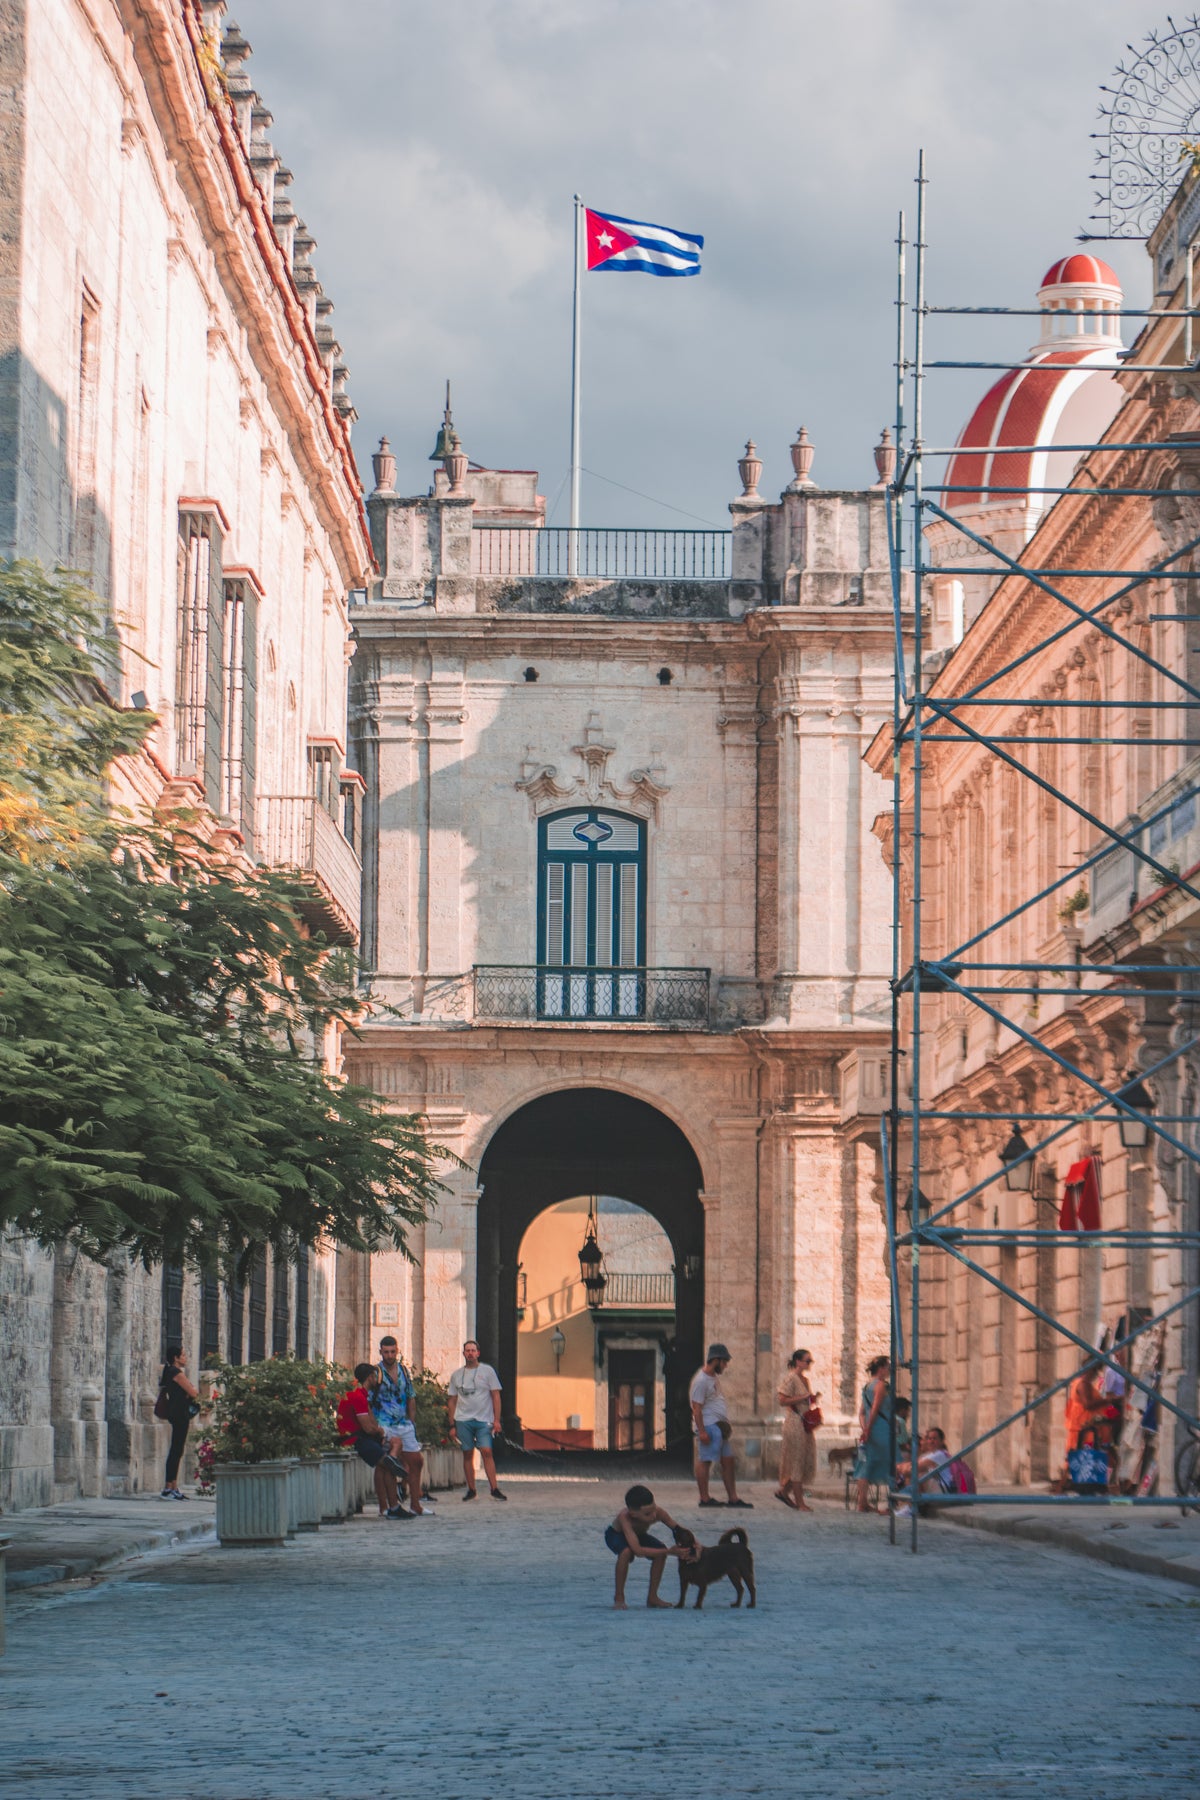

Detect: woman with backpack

[157,1344,199,1499]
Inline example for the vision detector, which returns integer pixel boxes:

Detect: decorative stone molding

[516,712,669,819]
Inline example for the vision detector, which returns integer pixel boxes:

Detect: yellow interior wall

[516,1200,597,1432]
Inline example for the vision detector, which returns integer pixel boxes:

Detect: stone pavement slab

[1,1495,215,1589]
[941,1497,1200,1587]
[3,1479,1200,1800]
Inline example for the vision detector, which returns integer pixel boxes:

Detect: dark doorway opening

[476,1089,704,1451]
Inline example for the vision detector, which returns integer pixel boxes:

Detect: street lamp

[578,1196,607,1306]
[1117,1072,1154,1149]
[999,1126,1034,1193]
[550,1325,566,1370]
[903,1188,931,1225]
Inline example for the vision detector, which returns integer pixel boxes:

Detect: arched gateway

[476,1090,705,1448]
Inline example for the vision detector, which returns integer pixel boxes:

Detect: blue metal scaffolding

[885,152,1200,1549]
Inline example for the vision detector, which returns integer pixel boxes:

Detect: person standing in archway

[447,1339,507,1501]
[690,1344,752,1509]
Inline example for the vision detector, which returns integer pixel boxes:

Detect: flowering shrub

[209,1355,352,1466]
[411,1367,452,1446]
[194,1437,216,1497]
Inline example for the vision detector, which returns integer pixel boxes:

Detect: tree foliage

[0,562,448,1268]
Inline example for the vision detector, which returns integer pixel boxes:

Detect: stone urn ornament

[737,439,763,499]
[444,431,469,497]
[371,435,396,494]
[873,427,896,488]
[789,426,815,488]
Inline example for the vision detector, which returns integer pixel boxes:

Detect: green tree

[0,562,447,1268]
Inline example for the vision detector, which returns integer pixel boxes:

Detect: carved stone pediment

[516,711,669,819]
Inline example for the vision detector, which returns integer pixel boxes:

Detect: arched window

[537,808,645,1018]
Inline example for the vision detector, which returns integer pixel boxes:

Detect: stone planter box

[320,1451,351,1522]
[288,1458,322,1533]
[422,1443,460,1492]
[213,1462,291,1547]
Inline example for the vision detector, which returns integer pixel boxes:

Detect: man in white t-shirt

[447,1340,507,1501]
[689,1343,752,1509]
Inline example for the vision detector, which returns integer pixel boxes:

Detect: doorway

[608,1349,656,1452]
[476,1089,705,1448]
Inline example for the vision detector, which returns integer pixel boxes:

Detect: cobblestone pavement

[4,1478,1199,1800]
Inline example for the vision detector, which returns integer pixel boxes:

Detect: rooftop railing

[471,526,730,581]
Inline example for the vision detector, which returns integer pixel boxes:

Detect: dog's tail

[719,1527,749,1547]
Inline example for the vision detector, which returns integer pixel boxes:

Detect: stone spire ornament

[444,430,469,496]
[429,381,456,461]
[371,435,396,494]
[737,439,763,499]
[788,426,815,489]
[873,427,896,488]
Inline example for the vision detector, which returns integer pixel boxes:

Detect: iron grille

[601,1271,676,1307]
[473,965,709,1025]
[472,527,730,581]
[248,1250,267,1363]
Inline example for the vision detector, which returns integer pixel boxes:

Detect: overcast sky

[233,0,1158,528]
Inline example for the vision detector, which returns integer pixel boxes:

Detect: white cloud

[232,0,1158,523]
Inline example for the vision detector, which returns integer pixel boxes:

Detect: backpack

[153,1387,171,1421]
[949,1458,976,1495]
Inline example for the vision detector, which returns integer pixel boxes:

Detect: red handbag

[802,1406,823,1432]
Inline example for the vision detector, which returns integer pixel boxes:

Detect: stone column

[424,670,467,992]
[104,1256,133,1491]
[433,494,476,612]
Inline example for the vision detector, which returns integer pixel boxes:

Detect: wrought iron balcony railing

[473,965,710,1026]
[600,1271,676,1308]
[471,526,730,581]
[255,795,362,946]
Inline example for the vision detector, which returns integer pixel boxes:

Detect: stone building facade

[346,424,911,1465]
[868,192,1200,1484]
[0,0,370,1507]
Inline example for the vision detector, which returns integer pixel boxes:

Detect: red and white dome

[945,256,1125,517]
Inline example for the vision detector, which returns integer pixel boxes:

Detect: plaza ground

[3,1478,1199,1800]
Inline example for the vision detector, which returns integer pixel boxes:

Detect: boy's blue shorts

[604,1525,668,1555]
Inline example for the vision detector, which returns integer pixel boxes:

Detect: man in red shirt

[337,1363,410,1519]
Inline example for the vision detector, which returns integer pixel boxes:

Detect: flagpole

[569,193,583,575]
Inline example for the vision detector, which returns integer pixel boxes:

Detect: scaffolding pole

[886,156,1200,1550]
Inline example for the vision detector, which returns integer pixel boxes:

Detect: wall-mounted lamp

[550,1325,566,1370]
[999,1126,1034,1193]
[1117,1072,1154,1150]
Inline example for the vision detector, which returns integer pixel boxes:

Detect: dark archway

[476,1089,705,1449]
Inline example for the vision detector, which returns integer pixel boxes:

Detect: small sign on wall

[373,1303,400,1326]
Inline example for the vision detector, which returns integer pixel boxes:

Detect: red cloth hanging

[1058,1155,1102,1232]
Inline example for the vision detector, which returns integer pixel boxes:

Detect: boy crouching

[604,1484,695,1609]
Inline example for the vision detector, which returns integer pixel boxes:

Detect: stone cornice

[123,0,371,586]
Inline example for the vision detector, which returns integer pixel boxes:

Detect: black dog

[672,1525,756,1608]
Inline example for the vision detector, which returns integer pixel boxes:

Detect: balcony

[255,795,362,946]
[472,965,710,1026]
[599,1271,676,1308]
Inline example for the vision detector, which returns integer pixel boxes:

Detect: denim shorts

[696,1426,732,1463]
[455,1418,494,1452]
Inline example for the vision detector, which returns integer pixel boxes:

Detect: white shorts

[384,1420,421,1456]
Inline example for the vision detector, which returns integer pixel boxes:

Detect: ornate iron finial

[371,435,396,494]
[429,380,456,461]
[1090,14,1200,239]
[737,439,763,499]
[873,427,896,488]
[789,426,815,489]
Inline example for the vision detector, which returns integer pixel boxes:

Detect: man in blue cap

[689,1343,753,1508]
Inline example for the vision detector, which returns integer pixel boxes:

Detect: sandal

[773,1490,799,1510]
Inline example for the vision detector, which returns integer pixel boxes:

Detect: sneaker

[385,1505,414,1520]
[168,1488,187,1501]
[160,1486,174,1498]
[462,1489,478,1501]
[698,1497,723,1507]
[725,1498,754,1509]
[380,1453,404,1474]
[490,1488,507,1501]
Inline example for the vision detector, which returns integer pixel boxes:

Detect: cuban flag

[585,206,702,277]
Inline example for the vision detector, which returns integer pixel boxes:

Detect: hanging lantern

[1117,1073,1154,1149]
[999,1126,1034,1193]
[578,1197,607,1305]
